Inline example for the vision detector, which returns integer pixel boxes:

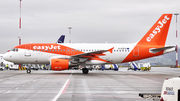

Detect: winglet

[108,47,114,53]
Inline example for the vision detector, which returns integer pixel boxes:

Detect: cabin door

[25,45,31,56]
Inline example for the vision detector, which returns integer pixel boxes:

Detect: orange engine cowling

[51,59,69,71]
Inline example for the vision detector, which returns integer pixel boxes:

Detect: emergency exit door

[25,45,31,56]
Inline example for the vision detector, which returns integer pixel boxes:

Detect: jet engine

[50,59,77,71]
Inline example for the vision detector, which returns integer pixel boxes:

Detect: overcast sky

[0,0,180,53]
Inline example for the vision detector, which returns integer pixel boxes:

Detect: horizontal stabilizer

[149,46,175,54]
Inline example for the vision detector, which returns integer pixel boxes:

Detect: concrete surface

[0,67,180,101]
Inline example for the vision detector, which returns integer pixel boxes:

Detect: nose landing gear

[26,69,31,74]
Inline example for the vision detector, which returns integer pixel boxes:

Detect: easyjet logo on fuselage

[33,45,61,50]
[146,15,170,42]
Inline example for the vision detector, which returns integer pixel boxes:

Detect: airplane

[56,35,65,43]
[3,14,176,74]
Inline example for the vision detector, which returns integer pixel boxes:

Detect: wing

[69,47,114,63]
[72,47,114,58]
[49,47,114,64]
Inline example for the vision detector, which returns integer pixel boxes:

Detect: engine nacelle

[50,59,69,71]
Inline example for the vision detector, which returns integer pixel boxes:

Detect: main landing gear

[82,68,89,74]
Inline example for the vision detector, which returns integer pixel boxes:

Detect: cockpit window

[15,49,18,52]
[11,49,15,51]
[11,48,18,52]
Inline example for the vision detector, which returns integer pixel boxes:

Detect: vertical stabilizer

[138,14,172,46]
[57,35,65,43]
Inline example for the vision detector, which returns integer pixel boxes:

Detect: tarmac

[0,67,180,101]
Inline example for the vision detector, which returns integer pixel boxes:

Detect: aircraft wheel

[26,69,31,74]
[82,68,89,74]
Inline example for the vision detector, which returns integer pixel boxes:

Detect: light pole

[19,0,22,45]
[68,27,72,43]
[18,0,22,68]
[174,13,179,68]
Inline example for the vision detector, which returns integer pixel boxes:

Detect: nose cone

[3,52,11,61]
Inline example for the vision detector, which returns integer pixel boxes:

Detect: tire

[26,69,31,74]
[82,68,89,74]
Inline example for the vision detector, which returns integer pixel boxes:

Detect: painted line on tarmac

[62,80,70,94]
[52,71,73,101]
[5,90,11,93]
[65,93,143,99]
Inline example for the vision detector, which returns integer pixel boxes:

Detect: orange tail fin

[138,14,172,46]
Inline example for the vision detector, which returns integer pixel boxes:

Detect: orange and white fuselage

[3,14,175,73]
[4,43,136,64]
[4,42,174,64]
